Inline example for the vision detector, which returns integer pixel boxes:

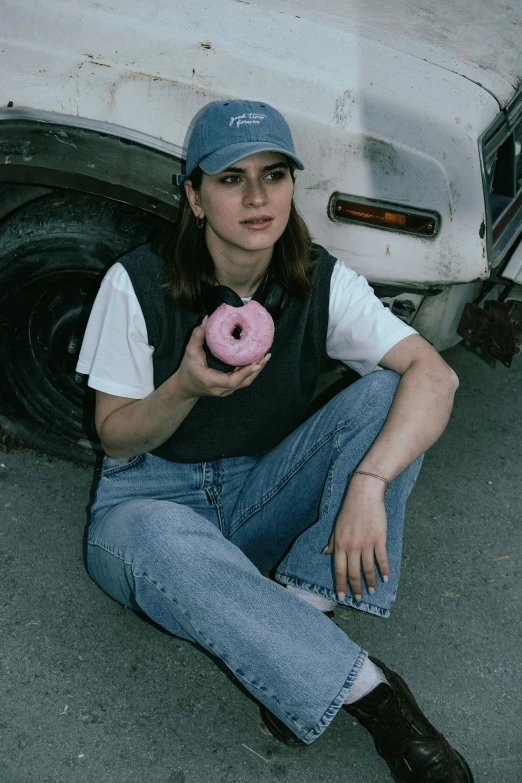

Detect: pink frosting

[205,300,275,366]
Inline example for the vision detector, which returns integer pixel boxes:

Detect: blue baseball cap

[175,99,304,185]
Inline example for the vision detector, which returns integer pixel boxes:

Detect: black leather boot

[260,657,474,782]
[344,657,474,782]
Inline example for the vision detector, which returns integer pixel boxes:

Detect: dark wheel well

[0,189,174,462]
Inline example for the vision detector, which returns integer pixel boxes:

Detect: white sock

[344,657,389,705]
[286,584,337,613]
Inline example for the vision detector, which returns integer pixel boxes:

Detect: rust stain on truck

[361,135,394,148]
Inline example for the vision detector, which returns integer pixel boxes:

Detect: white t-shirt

[76,260,416,398]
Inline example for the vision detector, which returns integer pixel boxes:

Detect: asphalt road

[1,344,521,783]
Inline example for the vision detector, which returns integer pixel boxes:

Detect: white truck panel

[2,0,504,286]
[265,0,521,105]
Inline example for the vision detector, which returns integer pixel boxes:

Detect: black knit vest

[119,243,338,463]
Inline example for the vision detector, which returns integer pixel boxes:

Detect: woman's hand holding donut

[175,316,271,400]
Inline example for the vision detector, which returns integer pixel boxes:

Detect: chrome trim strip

[506,85,522,127]
[0,108,185,159]
[479,85,522,267]
[491,186,522,234]
[482,113,511,160]
[492,197,522,262]
[478,121,494,265]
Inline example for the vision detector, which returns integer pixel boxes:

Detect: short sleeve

[327,259,417,376]
[75,263,155,398]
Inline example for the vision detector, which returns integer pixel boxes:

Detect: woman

[77,100,473,782]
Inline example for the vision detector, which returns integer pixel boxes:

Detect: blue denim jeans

[87,370,422,744]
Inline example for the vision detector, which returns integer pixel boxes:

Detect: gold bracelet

[349,470,390,495]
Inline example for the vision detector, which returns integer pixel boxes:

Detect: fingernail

[202,315,208,325]
[337,592,346,602]
[383,575,389,583]
[264,353,272,361]
[321,546,329,554]
[354,594,362,602]
[368,587,375,595]
[251,364,261,372]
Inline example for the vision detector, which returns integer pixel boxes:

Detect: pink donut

[205,300,275,366]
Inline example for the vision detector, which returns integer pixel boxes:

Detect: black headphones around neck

[202,264,289,320]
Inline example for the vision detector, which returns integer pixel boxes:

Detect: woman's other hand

[175,316,271,401]
[323,475,390,602]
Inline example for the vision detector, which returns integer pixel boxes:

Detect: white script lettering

[229,113,267,128]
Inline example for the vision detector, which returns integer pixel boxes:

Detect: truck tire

[0,191,170,462]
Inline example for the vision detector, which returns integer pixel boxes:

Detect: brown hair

[160,165,319,312]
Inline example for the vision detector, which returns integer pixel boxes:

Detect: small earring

[196,215,205,229]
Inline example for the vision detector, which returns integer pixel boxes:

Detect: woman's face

[185,152,294,255]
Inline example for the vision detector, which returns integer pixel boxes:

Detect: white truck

[1,0,521,461]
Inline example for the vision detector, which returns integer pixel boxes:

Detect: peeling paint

[385,244,391,256]
[90,61,112,68]
[199,41,212,50]
[479,219,486,238]
[333,90,353,129]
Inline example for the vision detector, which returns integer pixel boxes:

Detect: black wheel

[0,191,171,462]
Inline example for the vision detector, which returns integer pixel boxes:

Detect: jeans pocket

[100,454,145,478]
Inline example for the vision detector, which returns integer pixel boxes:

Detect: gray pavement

[1,343,521,783]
